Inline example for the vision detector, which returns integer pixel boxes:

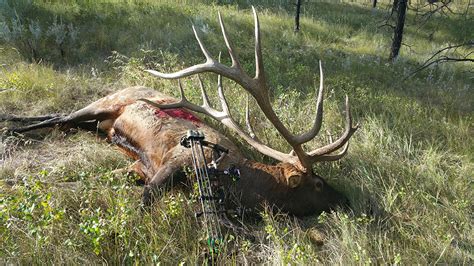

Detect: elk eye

[314,179,324,191]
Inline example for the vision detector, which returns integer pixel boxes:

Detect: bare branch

[408,41,474,78]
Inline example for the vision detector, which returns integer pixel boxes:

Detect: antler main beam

[139,77,298,165]
[145,7,358,171]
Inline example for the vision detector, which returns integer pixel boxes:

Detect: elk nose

[328,195,350,212]
[339,196,351,211]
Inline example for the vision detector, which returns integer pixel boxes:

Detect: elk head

[141,7,358,215]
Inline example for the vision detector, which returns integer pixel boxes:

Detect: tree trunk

[389,0,408,61]
[294,0,302,32]
[373,0,377,8]
[391,0,399,15]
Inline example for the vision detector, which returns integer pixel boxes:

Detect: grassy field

[1,0,472,264]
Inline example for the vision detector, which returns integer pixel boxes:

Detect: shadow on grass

[218,0,472,43]
[2,1,472,152]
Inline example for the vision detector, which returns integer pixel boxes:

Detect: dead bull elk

[3,8,358,216]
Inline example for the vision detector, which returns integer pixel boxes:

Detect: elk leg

[0,114,62,122]
[111,160,149,185]
[4,105,119,134]
[142,164,186,207]
[7,114,95,133]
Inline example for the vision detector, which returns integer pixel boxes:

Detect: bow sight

[180,130,239,256]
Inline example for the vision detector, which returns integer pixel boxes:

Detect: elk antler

[144,7,358,171]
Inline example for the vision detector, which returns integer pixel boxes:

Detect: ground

[0,0,472,264]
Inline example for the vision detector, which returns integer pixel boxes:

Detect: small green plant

[79,207,107,255]
[0,2,79,62]
[0,10,40,61]
[1,175,65,256]
[46,16,78,59]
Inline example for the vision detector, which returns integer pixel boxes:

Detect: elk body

[3,8,358,216]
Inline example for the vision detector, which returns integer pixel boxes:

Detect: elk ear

[282,164,303,188]
[287,175,302,188]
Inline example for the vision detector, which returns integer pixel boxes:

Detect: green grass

[1,0,473,264]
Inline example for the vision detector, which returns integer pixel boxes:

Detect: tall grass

[0,0,472,264]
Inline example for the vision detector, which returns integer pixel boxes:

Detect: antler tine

[245,95,257,139]
[138,80,190,109]
[216,52,231,115]
[308,95,358,162]
[192,25,213,62]
[252,6,265,82]
[326,130,334,143]
[216,73,230,114]
[178,80,187,101]
[218,11,241,69]
[197,74,211,108]
[295,61,325,144]
[314,142,350,162]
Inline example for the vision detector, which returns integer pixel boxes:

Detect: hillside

[0,0,472,264]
